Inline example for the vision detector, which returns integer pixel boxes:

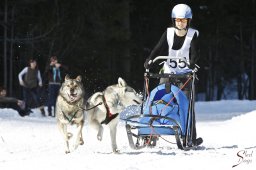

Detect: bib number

[169,59,187,69]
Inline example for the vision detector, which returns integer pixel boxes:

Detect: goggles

[175,18,188,23]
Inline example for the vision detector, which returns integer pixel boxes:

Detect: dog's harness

[100,95,119,125]
[62,102,105,124]
[60,92,118,124]
[59,94,84,124]
[62,109,80,124]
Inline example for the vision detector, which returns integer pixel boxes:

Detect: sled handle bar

[152,56,186,63]
[146,56,188,72]
[153,56,200,69]
[145,56,200,73]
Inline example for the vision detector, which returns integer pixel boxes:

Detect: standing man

[44,56,68,117]
[18,58,45,116]
[144,4,202,146]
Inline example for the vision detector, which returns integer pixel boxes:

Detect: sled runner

[123,56,199,150]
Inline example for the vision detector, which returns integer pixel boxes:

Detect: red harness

[100,95,119,125]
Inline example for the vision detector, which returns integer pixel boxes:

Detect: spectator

[44,56,68,116]
[0,86,31,117]
[18,58,45,116]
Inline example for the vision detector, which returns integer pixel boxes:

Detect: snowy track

[0,100,256,170]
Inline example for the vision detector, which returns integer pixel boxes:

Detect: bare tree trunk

[251,0,256,99]
[3,0,8,89]
[238,7,244,100]
[9,6,15,96]
[215,22,222,100]
[121,0,131,80]
[216,74,224,100]
[206,47,213,101]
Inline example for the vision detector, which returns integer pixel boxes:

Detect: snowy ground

[0,100,255,170]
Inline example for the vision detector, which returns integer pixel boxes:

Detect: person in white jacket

[18,58,45,116]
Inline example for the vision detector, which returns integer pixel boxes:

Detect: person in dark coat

[44,56,68,117]
[0,86,31,117]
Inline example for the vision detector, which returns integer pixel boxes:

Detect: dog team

[56,75,142,154]
[16,56,142,153]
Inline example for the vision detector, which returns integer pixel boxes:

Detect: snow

[0,100,256,170]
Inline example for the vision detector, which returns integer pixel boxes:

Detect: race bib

[163,61,191,74]
[163,61,176,74]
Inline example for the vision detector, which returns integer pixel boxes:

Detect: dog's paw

[65,150,70,154]
[97,134,102,141]
[97,127,103,141]
[79,139,84,145]
[113,149,120,154]
[67,132,73,140]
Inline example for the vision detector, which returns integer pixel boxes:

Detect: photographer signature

[232,149,253,168]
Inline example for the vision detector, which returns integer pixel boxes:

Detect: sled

[123,56,199,150]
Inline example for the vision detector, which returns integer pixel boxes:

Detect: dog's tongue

[70,96,75,100]
[69,93,77,101]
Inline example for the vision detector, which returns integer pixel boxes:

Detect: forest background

[0,0,255,101]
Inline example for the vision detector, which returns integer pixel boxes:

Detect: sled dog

[56,75,85,153]
[86,77,142,153]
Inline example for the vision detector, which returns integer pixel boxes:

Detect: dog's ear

[118,77,127,87]
[76,75,82,82]
[65,74,70,81]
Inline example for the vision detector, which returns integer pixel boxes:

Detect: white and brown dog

[86,77,142,153]
[56,75,85,154]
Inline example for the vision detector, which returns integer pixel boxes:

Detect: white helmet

[171,4,192,19]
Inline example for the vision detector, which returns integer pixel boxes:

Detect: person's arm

[0,97,18,103]
[18,67,28,86]
[144,30,168,68]
[60,63,69,71]
[37,70,43,86]
[189,33,200,69]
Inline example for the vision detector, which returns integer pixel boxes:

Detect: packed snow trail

[0,100,255,170]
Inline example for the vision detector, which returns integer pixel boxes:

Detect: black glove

[144,59,153,69]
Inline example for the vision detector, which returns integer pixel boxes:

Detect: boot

[193,137,203,146]
[48,107,52,116]
[39,106,46,117]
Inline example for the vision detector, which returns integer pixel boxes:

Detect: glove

[19,80,25,86]
[144,59,153,69]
